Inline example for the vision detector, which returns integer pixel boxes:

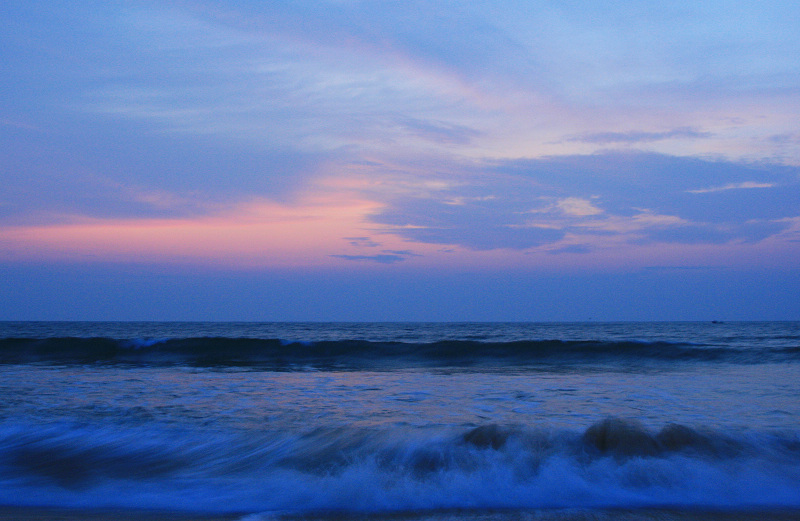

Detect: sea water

[0,321,799,518]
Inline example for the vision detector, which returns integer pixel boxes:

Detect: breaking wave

[0,418,798,514]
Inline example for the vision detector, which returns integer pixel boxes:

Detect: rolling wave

[0,336,796,367]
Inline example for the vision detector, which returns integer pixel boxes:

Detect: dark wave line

[0,337,796,367]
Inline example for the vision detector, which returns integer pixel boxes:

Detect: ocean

[0,321,799,520]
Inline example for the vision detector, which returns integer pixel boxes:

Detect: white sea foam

[0,420,798,514]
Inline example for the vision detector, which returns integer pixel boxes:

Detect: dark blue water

[0,322,799,516]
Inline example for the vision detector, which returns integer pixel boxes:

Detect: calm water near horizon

[1,321,799,519]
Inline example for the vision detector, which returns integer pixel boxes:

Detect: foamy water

[0,322,798,517]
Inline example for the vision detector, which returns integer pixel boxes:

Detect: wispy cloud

[330,254,407,264]
[643,265,724,271]
[0,195,383,267]
[547,244,593,255]
[767,133,800,144]
[382,250,422,257]
[369,152,800,250]
[3,2,800,276]
[344,236,380,248]
[393,117,482,145]
[554,197,604,217]
[686,182,776,194]
[0,118,42,132]
[563,127,712,144]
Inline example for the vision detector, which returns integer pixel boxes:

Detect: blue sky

[2,1,799,320]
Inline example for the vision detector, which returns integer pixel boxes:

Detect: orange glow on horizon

[0,195,387,267]
[3,188,798,272]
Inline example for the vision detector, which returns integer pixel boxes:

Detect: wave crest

[0,337,795,367]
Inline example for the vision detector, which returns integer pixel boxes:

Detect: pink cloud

[0,196,383,268]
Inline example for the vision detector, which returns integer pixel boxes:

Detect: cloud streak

[368,152,800,251]
[563,127,712,144]
[330,254,408,264]
[686,182,776,194]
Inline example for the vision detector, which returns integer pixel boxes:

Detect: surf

[1,419,798,514]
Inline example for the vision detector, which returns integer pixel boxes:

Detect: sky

[2,0,799,321]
